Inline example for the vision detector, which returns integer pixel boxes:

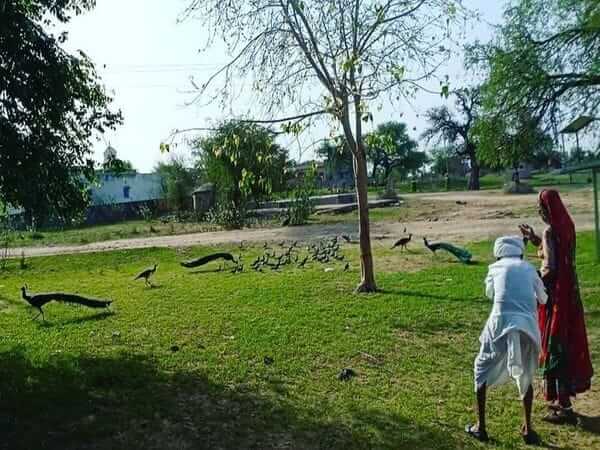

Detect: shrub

[206,202,247,229]
[285,190,314,226]
[284,163,317,226]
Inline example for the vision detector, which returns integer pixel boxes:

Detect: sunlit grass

[1,233,598,449]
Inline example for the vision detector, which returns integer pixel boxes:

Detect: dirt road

[10,189,595,258]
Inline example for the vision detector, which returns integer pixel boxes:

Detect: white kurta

[474,252,548,398]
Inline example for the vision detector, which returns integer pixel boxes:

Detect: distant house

[85,171,165,224]
[90,171,163,206]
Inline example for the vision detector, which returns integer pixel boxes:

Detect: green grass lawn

[1,233,599,449]
[4,220,224,248]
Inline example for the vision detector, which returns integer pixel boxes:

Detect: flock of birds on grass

[19,231,471,321]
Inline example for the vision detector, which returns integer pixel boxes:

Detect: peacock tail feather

[436,242,472,264]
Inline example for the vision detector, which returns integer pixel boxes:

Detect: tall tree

[0,0,121,225]
[421,88,481,190]
[181,0,463,292]
[196,122,289,208]
[474,110,554,183]
[364,121,422,182]
[471,0,600,129]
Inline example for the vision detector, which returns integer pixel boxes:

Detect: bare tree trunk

[338,95,377,293]
[467,145,480,191]
[468,162,480,191]
[353,146,377,293]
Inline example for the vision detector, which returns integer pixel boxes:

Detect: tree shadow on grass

[0,347,466,450]
[378,288,484,305]
[577,414,600,435]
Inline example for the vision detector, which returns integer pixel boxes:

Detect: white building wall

[90,172,164,206]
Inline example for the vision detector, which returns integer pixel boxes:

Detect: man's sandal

[465,424,489,442]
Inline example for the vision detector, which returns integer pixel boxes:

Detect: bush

[206,202,247,229]
[284,163,317,226]
[285,190,314,226]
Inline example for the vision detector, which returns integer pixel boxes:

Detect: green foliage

[155,156,197,216]
[286,163,317,226]
[474,110,554,171]
[197,122,289,208]
[206,201,247,230]
[471,0,600,128]
[102,157,135,175]
[0,0,122,225]
[429,146,465,177]
[365,121,424,182]
[422,88,482,190]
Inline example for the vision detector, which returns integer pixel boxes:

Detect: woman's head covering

[538,189,575,258]
[494,235,524,258]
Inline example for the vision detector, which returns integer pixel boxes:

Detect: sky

[63,0,507,173]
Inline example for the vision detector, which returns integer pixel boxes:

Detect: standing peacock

[423,237,472,264]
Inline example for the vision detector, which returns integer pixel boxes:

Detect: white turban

[494,236,524,258]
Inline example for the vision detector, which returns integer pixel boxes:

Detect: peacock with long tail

[180,252,237,268]
[21,285,112,321]
[423,237,472,264]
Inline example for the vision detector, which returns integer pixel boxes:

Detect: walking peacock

[21,285,112,321]
[423,237,472,264]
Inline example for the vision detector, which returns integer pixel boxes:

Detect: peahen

[134,264,158,287]
[423,237,472,264]
[391,234,412,251]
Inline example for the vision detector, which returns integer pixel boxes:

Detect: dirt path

[9,189,595,258]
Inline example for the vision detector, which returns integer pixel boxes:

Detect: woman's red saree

[538,189,593,402]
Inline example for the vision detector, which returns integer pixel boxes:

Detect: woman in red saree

[520,189,593,424]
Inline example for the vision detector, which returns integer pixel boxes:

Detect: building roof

[560,116,597,134]
[192,183,215,194]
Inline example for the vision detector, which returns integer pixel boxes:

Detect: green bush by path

[0,234,598,449]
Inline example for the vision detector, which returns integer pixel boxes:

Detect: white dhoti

[474,328,539,398]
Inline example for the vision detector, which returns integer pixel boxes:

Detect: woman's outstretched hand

[519,224,535,240]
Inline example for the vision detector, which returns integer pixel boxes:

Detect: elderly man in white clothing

[465,236,547,445]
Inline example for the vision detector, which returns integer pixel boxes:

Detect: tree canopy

[471,0,600,129]
[182,0,464,292]
[364,121,423,182]
[421,88,481,190]
[473,110,554,177]
[0,0,121,225]
[196,122,289,208]
[156,155,198,216]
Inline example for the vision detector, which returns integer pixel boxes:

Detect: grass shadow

[0,346,466,450]
[577,414,600,435]
[187,268,225,275]
[378,288,484,305]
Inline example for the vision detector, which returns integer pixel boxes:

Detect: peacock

[21,285,112,321]
[423,237,472,264]
[181,252,237,269]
